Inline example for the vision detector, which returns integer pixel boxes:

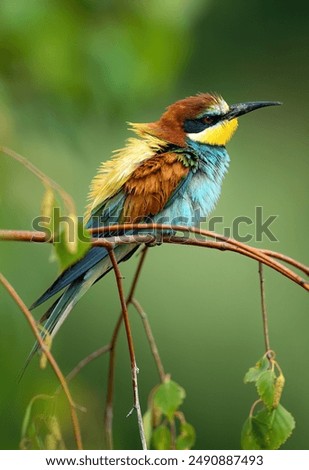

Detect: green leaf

[255,404,295,449]
[20,396,53,450]
[256,370,276,408]
[241,416,267,450]
[54,221,91,270]
[153,380,185,420]
[244,356,269,384]
[241,404,295,450]
[176,422,196,450]
[151,424,172,450]
[142,409,152,449]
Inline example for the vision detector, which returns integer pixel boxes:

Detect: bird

[28,93,281,362]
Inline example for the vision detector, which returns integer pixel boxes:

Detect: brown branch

[127,247,149,303]
[0,146,76,215]
[90,223,309,291]
[0,230,49,243]
[261,249,309,277]
[104,247,149,449]
[164,236,309,291]
[107,248,147,450]
[258,263,271,354]
[104,313,123,450]
[0,273,83,450]
[0,227,308,291]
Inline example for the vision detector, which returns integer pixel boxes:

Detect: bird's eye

[184,115,217,133]
[202,116,212,124]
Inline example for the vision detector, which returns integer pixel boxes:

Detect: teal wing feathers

[30,190,126,310]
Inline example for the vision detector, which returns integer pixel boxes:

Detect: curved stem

[249,399,263,417]
[258,262,271,354]
[0,273,83,450]
[131,297,166,383]
[261,249,309,276]
[104,247,148,449]
[107,248,147,450]
[104,313,123,450]
[65,344,111,385]
[1,146,76,215]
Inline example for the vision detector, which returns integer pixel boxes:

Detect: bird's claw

[145,234,163,247]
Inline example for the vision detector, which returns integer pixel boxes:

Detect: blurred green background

[0,0,308,450]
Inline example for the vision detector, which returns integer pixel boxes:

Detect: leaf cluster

[143,378,196,450]
[241,354,295,449]
[20,396,65,450]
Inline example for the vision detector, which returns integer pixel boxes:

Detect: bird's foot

[145,233,163,247]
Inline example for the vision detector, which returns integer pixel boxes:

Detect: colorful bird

[29,93,281,356]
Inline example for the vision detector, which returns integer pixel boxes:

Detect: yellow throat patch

[188,118,238,146]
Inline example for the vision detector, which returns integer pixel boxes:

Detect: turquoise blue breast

[154,144,230,227]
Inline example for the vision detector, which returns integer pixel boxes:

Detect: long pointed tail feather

[30,246,110,310]
[19,282,83,381]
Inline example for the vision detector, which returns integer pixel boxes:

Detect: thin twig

[104,313,123,450]
[104,247,149,449]
[249,398,263,417]
[131,297,166,383]
[258,263,271,354]
[261,249,309,276]
[0,146,76,215]
[0,273,83,450]
[127,247,148,303]
[65,344,111,384]
[164,235,309,291]
[107,248,147,450]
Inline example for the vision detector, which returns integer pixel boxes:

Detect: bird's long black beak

[225,101,282,120]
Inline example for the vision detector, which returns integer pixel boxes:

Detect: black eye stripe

[184,115,221,133]
[183,119,206,133]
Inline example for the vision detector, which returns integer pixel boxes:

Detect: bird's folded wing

[123,152,189,222]
[31,152,190,309]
